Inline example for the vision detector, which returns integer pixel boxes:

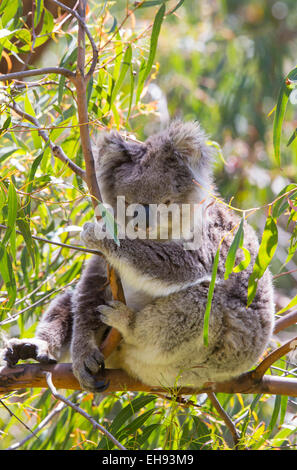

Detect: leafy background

[0,0,297,450]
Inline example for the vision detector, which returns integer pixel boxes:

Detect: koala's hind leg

[3,290,73,367]
[71,255,112,392]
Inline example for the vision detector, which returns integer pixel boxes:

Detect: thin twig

[207,392,240,448]
[0,398,40,442]
[0,223,103,256]
[252,335,297,380]
[0,279,77,326]
[0,67,75,82]
[45,371,126,450]
[7,400,67,450]
[7,101,86,181]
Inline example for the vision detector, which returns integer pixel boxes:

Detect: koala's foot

[98,300,133,337]
[2,338,57,367]
[72,345,108,393]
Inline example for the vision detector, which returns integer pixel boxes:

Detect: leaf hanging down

[136,3,165,103]
[110,44,132,108]
[273,66,297,165]
[247,215,278,306]
[224,217,251,279]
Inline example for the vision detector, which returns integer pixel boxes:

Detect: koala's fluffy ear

[94,131,130,167]
[166,120,214,187]
[94,131,146,167]
[167,120,212,166]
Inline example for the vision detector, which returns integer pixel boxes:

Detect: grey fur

[2,121,274,392]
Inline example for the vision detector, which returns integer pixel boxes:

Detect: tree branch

[49,0,98,80]
[0,224,103,257]
[7,101,86,181]
[252,335,297,381]
[207,392,240,448]
[274,311,297,334]
[71,0,125,357]
[0,67,75,82]
[45,371,126,450]
[2,363,297,397]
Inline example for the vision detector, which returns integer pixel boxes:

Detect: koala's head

[94,121,213,241]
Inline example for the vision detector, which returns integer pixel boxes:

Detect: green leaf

[24,93,41,148]
[224,218,244,280]
[127,64,135,118]
[0,246,16,308]
[1,0,19,26]
[203,246,220,347]
[25,151,44,217]
[34,0,44,27]
[16,218,35,267]
[247,216,278,306]
[272,184,297,218]
[241,394,262,439]
[135,58,147,104]
[58,75,66,105]
[273,66,297,165]
[267,395,281,437]
[107,15,117,33]
[287,128,297,147]
[98,395,156,449]
[279,395,288,426]
[0,146,18,163]
[168,0,185,15]
[110,44,132,107]
[135,3,165,103]
[118,408,156,441]
[1,182,18,247]
[97,203,120,246]
[138,0,169,7]
[277,293,297,315]
[144,3,165,79]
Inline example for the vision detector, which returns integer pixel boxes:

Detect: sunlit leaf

[136,3,165,103]
[110,45,132,107]
[247,216,278,306]
[273,66,297,165]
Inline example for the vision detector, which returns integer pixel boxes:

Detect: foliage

[0,0,297,451]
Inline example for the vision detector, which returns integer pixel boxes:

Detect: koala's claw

[2,338,57,367]
[72,346,107,393]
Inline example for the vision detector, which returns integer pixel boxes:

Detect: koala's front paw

[72,345,108,393]
[2,338,57,367]
[98,300,133,337]
[81,221,104,250]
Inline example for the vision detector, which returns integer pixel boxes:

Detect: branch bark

[70,0,125,357]
[0,67,75,82]
[2,363,297,397]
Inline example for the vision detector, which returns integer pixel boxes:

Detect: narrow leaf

[110,45,132,107]
[247,216,278,306]
[224,218,244,280]
[273,66,297,165]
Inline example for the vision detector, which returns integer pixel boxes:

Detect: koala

[2,121,275,392]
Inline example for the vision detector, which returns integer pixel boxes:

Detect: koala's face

[95,121,212,240]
